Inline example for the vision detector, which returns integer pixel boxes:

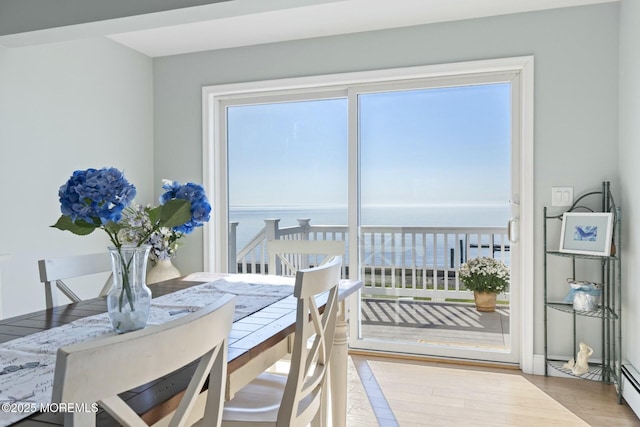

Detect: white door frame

[202,56,534,372]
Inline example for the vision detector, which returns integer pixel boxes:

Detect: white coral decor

[459,256,510,294]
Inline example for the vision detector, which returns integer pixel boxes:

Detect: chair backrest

[278,255,342,426]
[52,293,236,427]
[266,239,344,277]
[38,252,113,308]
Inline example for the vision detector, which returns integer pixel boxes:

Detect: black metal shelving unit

[543,181,622,402]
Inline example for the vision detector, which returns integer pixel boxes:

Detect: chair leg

[330,303,349,427]
[45,283,57,308]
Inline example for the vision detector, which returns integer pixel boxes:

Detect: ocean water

[230,205,510,266]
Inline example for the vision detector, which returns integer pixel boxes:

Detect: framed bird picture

[559,212,614,256]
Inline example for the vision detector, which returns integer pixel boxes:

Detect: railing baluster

[444,233,450,292]
[412,233,416,289]
[455,233,462,291]
[370,232,376,289]
[401,232,406,290]
[391,232,397,291]
[422,232,428,290]
[432,234,438,291]
[380,232,386,289]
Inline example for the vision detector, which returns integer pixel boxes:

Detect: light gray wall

[619,0,640,369]
[154,3,620,357]
[0,38,154,318]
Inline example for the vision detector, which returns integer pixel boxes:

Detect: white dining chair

[51,293,236,427]
[266,239,344,277]
[38,252,113,308]
[221,256,342,427]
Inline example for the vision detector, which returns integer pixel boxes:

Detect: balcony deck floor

[361,298,510,350]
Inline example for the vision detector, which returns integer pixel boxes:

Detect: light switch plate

[551,187,573,207]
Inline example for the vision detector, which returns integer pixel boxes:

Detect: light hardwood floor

[346,354,640,427]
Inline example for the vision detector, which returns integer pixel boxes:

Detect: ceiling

[0,0,618,57]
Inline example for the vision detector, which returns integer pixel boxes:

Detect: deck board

[361,299,510,350]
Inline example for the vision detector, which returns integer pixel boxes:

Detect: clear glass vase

[107,245,152,333]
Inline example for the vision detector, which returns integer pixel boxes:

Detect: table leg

[330,299,349,427]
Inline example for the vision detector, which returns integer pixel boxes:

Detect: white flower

[120,204,184,263]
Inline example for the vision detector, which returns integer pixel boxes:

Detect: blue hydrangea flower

[160,181,211,234]
[58,167,136,225]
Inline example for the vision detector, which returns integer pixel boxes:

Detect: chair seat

[222,373,287,424]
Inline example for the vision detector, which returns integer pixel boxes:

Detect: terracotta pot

[473,291,497,312]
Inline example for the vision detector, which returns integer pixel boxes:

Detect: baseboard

[622,364,640,418]
[533,353,576,378]
[533,354,546,375]
[348,349,520,370]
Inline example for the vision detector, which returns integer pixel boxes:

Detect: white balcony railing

[230,219,510,302]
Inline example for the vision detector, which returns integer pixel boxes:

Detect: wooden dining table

[0,272,362,427]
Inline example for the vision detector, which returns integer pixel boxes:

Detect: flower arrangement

[52,167,211,316]
[458,256,510,294]
[53,168,210,251]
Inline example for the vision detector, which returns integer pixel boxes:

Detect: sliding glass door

[207,63,527,365]
[355,81,517,362]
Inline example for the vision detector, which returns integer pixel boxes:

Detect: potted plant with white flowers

[458,256,510,312]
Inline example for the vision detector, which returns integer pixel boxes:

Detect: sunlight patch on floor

[367,360,590,426]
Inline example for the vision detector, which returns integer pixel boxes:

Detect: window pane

[358,83,512,350]
[227,99,348,256]
[360,84,511,227]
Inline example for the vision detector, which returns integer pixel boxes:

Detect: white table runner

[0,278,293,426]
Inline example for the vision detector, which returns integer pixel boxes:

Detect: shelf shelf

[546,302,618,319]
[547,359,614,383]
[545,250,618,261]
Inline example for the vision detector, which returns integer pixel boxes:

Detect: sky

[227,82,511,209]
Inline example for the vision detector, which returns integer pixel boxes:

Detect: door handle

[508,218,519,243]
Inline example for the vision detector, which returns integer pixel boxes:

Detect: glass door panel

[226,98,348,274]
[357,83,514,361]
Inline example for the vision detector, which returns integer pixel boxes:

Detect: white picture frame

[559,212,614,256]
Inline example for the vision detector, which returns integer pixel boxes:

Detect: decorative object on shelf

[559,212,614,256]
[458,256,510,313]
[146,258,181,284]
[52,167,211,333]
[563,358,575,370]
[572,342,594,376]
[107,245,152,333]
[563,280,601,311]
